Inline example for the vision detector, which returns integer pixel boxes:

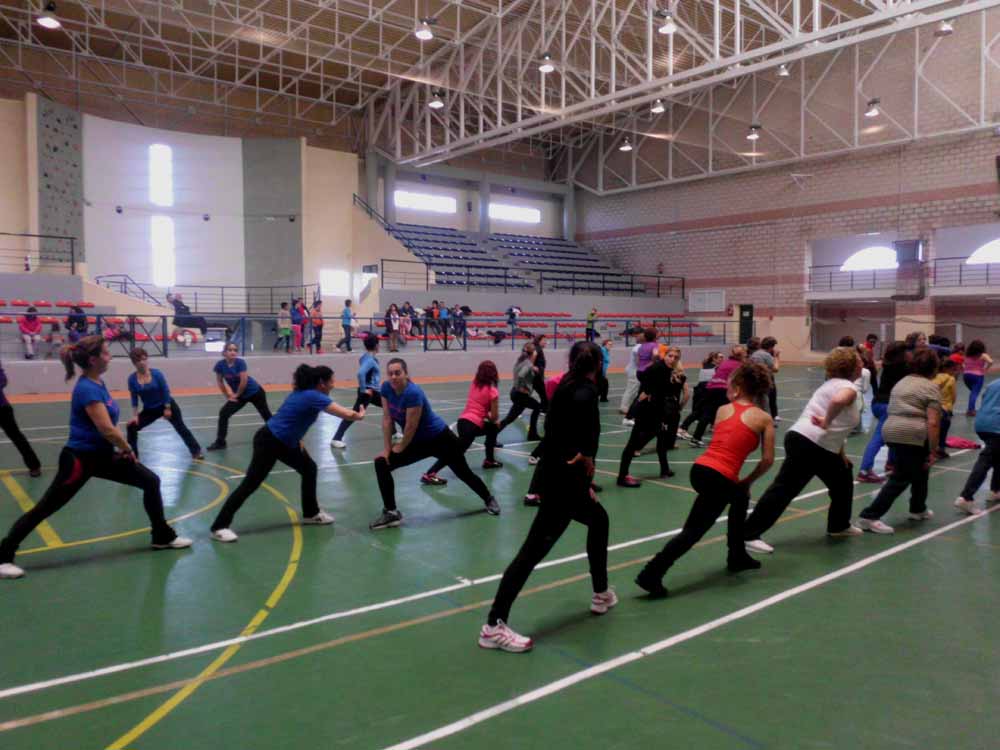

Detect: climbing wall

[36,97,84,265]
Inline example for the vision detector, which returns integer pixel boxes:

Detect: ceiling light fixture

[934,19,953,37]
[538,53,555,74]
[428,90,444,109]
[414,18,434,41]
[619,137,633,152]
[656,10,677,35]
[865,98,880,118]
[746,123,761,141]
[778,63,790,77]
[651,99,666,114]
[36,1,60,29]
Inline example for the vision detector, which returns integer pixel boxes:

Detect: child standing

[275,302,292,353]
[934,358,959,458]
[963,340,993,415]
[599,338,612,402]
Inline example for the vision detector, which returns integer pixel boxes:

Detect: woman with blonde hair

[0,336,191,579]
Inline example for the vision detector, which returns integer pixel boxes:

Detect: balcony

[806,264,897,301]
[930,257,1000,296]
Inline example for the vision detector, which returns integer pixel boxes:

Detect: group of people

[15,305,90,360]
[1,330,997,660]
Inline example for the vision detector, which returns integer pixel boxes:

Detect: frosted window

[840,246,898,271]
[394,190,457,214]
[966,239,1000,265]
[151,216,176,287]
[489,203,541,224]
[149,144,174,208]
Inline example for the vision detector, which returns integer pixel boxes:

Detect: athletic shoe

[152,535,193,550]
[676,428,691,440]
[527,456,540,465]
[660,469,675,478]
[420,472,447,486]
[727,554,762,573]
[0,563,25,579]
[907,509,934,521]
[484,496,501,516]
[478,620,533,653]
[954,497,982,516]
[856,470,884,484]
[369,509,403,530]
[828,524,864,537]
[745,538,774,554]
[689,438,706,448]
[622,418,635,427]
[211,528,239,543]
[966,410,977,417]
[192,453,205,461]
[523,494,541,507]
[773,416,782,422]
[206,441,227,451]
[302,510,335,525]
[330,440,347,449]
[616,475,641,488]
[590,588,618,615]
[857,518,894,534]
[634,571,669,598]
[482,459,503,470]
[28,467,42,478]
[935,450,950,460]
[392,432,404,443]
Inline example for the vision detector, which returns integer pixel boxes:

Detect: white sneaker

[211,528,239,543]
[527,456,539,465]
[858,518,894,534]
[330,440,347,449]
[0,562,25,579]
[954,497,982,516]
[622,418,635,427]
[478,620,533,653]
[907,509,934,521]
[152,535,193,549]
[302,510,335,525]
[590,588,618,615]
[828,524,864,537]
[745,538,774,554]
[676,428,691,440]
[773,416,782,423]
[392,432,404,443]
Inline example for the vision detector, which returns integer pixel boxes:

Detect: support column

[478,180,491,239]
[384,161,397,225]
[364,151,378,208]
[562,189,576,241]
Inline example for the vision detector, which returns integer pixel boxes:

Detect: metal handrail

[353,193,392,231]
[0,232,78,275]
[94,274,162,306]
[930,256,998,288]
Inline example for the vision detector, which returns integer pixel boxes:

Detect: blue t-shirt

[380,381,447,441]
[128,369,171,410]
[290,306,304,325]
[358,353,380,391]
[266,389,333,447]
[341,307,352,326]
[974,380,1000,435]
[213,358,261,398]
[601,346,611,376]
[68,378,119,453]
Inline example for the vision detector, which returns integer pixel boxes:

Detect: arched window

[840,246,898,272]
[966,239,1000,265]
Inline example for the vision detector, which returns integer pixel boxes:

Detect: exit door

[739,305,754,343]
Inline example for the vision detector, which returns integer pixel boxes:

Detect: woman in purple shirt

[689,344,747,447]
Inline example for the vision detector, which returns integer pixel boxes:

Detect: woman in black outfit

[478,341,613,653]
[498,342,544,442]
[0,359,41,476]
[857,341,907,482]
[531,334,549,411]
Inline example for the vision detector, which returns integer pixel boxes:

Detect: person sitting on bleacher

[66,306,88,343]
[17,307,43,360]
[166,292,208,336]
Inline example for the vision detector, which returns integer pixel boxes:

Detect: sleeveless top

[964,355,987,376]
[695,402,760,482]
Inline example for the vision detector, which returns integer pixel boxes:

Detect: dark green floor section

[1,368,998,749]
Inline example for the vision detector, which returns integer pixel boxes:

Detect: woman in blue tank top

[206,342,272,450]
[125,347,202,460]
[0,336,191,580]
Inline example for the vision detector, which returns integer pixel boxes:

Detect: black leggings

[618,416,671,479]
[374,429,492,511]
[499,390,542,438]
[532,370,549,411]
[211,426,318,531]
[681,383,708,431]
[744,430,854,539]
[488,470,608,625]
[860,443,930,519]
[768,386,778,419]
[428,418,498,474]
[216,389,271,443]
[0,447,176,563]
[126,399,201,459]
[960,432,1000,500]
[639,463,748,580]
[0,403,40,472]
[332,390,382,442]
[691,388,729,441]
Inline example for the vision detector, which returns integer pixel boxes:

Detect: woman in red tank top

[636,362,776,597]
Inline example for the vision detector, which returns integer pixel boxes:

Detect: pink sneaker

[478,620,533,653]
[856,470,884,484]
[590,588,618,615]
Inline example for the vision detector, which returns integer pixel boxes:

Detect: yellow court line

[0,471,63,548]
[105,474,303,750]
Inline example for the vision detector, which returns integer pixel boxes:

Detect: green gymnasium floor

[1,366,998,750]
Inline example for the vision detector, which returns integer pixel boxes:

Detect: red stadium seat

[0,316,12,324]
[76,301,95,308]
[32,300,52,308]
[11,299,29,307]
[134,333,151,342]
[56,300,76,307]
[0,299,6,307]
[39,316,58,324]
[106,317,124,325]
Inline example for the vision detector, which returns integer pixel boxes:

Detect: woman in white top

[744,347,864,554]
[620,342,642,424]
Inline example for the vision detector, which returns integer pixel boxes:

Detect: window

[966,239,1000,265]
[320,269,350,298]
[150,216,176,287]
[393,190,457,214]
[489,202,541,224]
[688,288,725,313]
[840,246,898,272]
[148,144,174,208]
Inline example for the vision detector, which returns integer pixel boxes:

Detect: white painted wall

[302,145,358,287]
[0,97,29,271]
[82,115,246,289]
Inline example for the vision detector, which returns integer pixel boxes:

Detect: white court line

[383,505,1000,750]
[0,472,892,702]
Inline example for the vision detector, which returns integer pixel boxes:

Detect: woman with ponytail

[497,342,544,442]
[479,341,613,653]
[0,336,191,579]
[209,365,365,543]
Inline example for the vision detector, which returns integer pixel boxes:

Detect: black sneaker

[206,441,227,451]
[369,509,403,530]
[727,554,762,573]
[484,496,501,515]
[523,494,541,506]
[635,571,668,598]
[420,472,447,486]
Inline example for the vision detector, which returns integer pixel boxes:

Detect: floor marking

[0,471,63,548]
[104,481,303,750]
[382,505,1000,750]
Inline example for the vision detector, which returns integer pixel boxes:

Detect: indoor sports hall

[1,1,999,748]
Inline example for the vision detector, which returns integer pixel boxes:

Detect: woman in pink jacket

[17,307,43,360]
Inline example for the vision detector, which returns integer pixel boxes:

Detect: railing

[808,264,897,292]
[380,258,529,293]
[931,257,1000,288]
[353,193,392,231]
[0,232,78,275]
[94,274,162,306]
[539,271,685,298]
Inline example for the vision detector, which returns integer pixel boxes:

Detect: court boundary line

[382,504,1000,750]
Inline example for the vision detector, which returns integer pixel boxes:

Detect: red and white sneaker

[478,620,533,653]
[590,588,618,615]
